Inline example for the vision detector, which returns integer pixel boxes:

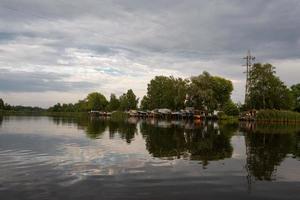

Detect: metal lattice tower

[243,50,255,107]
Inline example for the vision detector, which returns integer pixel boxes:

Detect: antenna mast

[243,50,255,107]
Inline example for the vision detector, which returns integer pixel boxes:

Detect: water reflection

[140,120,236,167]
[1,116,300,199]
[43,117,300,180]
[0,115,3,127]
[241,122,300,181]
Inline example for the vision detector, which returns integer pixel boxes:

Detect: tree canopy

[0,98,4,110]
[143,76,188,110]
[87,92,108,111]
[247,63,293,110]
[187,72,233,112]
[119,89,139,111]
[291,83,300,112]
[107,94,120,111]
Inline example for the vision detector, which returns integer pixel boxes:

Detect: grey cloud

[0,70,97,92]
[0,0,299,105]
[1,0,299,60]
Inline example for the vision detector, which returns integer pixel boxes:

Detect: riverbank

[256,110,300,123]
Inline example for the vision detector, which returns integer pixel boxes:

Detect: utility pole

[243,50,255,108]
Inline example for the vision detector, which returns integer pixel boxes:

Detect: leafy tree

[119,89,139,111]
[248,63,293,110]
[291,83,300,112]
[74,100,88,112]
[0,98,4,110]
[49,103,62,112]
[144,76,188,110]
[223,100,239,116]
[187,72,233,112]
[87,92,108,111]
[107,94,120,111]
[4,103,11,110]
[212,76,234,109]
[140,95,150,110]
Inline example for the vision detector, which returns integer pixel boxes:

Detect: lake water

[0,116,299,200]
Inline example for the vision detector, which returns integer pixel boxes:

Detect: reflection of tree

[0,115,3,126]
[52,117,78,126]
[292,132,300,159]
[108,120,137,143]
[51,116,107,139]
[85,118,107,139]
[140,123,186,158]
[186,124,234,166]
[51,116,138,142]
[244,124,299,181]
[140,121,236,166]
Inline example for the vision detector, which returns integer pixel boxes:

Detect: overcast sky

[0,0,299,107]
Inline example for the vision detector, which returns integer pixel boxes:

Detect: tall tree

[145,76,188,110]
[0,98,4,110]
[107,93,120,111]
[291,83,300,112]
[74,100,88,112]
[187,72,233,112]
[248,63,293,110]
[140,95,150,110]
[87,92,108,111]
[119,89,139,111]
[212,76,234,109]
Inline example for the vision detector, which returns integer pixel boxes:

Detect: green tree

[223,100,239,116]
[145,76,188,110]
[248,63,293,110]
[119,89,139,111]
[0,98,4,110]
[140,95,150,110]
[291,83,300,112]
[107,93,120,111]
[74,100,88,112]
[87,92,108,111]
[212,76,234,109]
[188,72,233,112]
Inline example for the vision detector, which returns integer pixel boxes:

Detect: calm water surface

[0,116,299,200]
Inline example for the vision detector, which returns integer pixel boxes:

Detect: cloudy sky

[0,0,299,107]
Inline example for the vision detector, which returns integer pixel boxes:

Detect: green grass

[256,109,300,123]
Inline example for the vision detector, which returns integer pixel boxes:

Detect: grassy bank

[256,110,300,123]
[217,112,239,123]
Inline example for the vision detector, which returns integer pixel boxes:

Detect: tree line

[1,64,300,114]
[0,98,45,112]
[48,89,139,112]
[47,65,300,114]
[47,71,238,114]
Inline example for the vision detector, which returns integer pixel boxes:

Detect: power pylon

[243,50,255,107]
